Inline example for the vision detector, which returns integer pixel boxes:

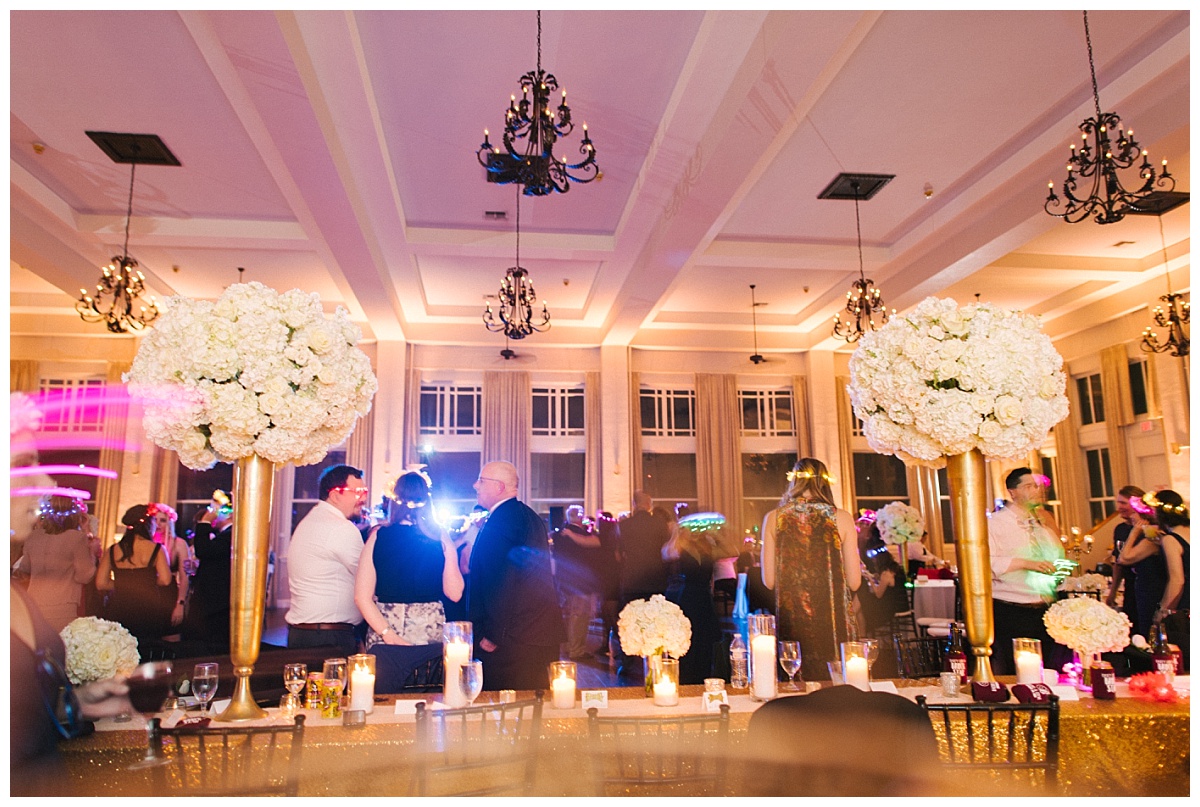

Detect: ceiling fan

[749,284,768,364]
[496,334,536,363]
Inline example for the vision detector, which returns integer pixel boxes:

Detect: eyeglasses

[476,476,503,485]
[34,649,84,740]
[332,486,370,499]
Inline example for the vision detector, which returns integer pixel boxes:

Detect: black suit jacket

[468,498,564,648]
[618,509,670,596]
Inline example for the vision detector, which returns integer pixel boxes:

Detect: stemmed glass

[192,663,219,717]
[778,641,802,690]
[282,662,307,714]
[459,661,484,707]
[863,639,880,676]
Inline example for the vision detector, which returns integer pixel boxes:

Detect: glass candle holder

[840,642,870,690]
[443,621,473,708]
[1012,638,1044,685]
[348,653,376,715]
[704,677,726,693]
[749,613,778,701]
[548,661,577,709]
[652,658,680,706]
[279,692,300,721]
[321,658,347,719]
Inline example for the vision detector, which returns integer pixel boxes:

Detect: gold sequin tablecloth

[56,682,1188,796]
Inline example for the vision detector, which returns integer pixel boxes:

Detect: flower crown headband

[147,502,178,522]
[1138,491,1188,517]
[787,469,837,484]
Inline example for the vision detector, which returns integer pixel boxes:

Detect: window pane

[741,395,762,432]
[1039,456,1058,502]
[566,393,585,431]
[852,452,909,499]
[35,449,103,510]
[1089,375,1105,424]
[1075,377,1093,425]
[672,395,692,433]
[1098,448,1113,497]
[177,463,236,503]
[455,393,477,430]
[641,453,697,500]
[1129,361,1148,416]
[293,450,348,500]
[1089,500,1105,525]
[421,451,482,506]
[419,391,439,432]
[640,393,657,434]
[529,453,585,501]
[774,395,794,433]
[531,394,550,431]
[743,453,796,498]
[1085,449,1103,498]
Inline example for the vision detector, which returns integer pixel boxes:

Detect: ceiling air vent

[1126,191,1189,216]
[85,131,181,166]
[817,172,895,201]
[484,210,507,220]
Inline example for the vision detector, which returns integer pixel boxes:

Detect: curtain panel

[95,363,131,541]
[834,376,858,513]
[629,372,643,499]
[482,371,531,499]
[694,373,744,533]
[584,371,602,517]
[792,374,812,458]
[1052,361,1089,530]
[1099,344,1133,489]
[10,360,39,394]
[346,405,375,490]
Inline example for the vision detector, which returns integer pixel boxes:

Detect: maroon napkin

[174,716,212,729]
[1012,683,1053,703]
[971,681,1010,702]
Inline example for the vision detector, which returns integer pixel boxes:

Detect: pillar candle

[551,674,576,709]
[443,640,472,707]
[750,634,777,699]
[653,678,678,706]
[1015,651,1043,685]
[845,655,870,690]
[349,666,375,714]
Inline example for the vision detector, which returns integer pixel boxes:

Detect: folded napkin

[971,681,1010,702]
[1012,683,1053,703]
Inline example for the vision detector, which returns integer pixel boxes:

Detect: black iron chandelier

[483,192,549,340]
[476,10,600,196]
[76,159,160,333]
[1141,214,1189,357]
[1044,11,1174,225]
[831,180,890,343]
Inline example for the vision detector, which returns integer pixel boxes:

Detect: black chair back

[587,704,731,795]
[894,635,947,679]
[145,714,305,796]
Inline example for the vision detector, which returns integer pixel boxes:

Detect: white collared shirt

[987,504,1064,604]
[285,500,364,625]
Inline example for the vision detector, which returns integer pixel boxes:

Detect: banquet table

[912,578,957,623]
[56,678,1188,797]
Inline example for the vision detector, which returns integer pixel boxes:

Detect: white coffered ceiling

[9,9,1191,356]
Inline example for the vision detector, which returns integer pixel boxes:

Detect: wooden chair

[411,693,543,796]
[917,694,1060,794]
[587,704,731,796]
[894,635,947,679]
[144,715,306,796]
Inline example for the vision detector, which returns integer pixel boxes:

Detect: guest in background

[183,494,234,655]
[1106,486,1155,636]
[664,512,721,684]
[594,511,622,659]
[761,458,861,682]
[616,491,671,676]
[859,526,909,638]
[149,503,190,632]
[1121,489,1189,670]
[96,504,173,654]
[554,505,603,660]
[447,505,487,622]
[13,495,96,633]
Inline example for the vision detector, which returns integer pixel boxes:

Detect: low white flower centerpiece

[618,595,692,696]
[60,617,140,685]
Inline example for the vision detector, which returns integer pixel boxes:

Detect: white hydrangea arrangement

[1059,573,1109,594]
[60,617,140,685]
[876,501,925,546]
[847,297,1069,467]
[618,594,692,658]
[1043,597,1131,658]
[126,282,377,469]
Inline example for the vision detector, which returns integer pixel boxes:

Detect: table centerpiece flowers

[618,595,691,697]
[1043,596,1131,688]
[60,616,140,685]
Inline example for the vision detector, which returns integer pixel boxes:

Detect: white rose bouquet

[126,282,377,469]
[847,297,1069,467]
[876,501,925,546]
[1059,573,1108,594]
[1043,597,1131,658]
[618,594,692,658]
[60,617,140,685]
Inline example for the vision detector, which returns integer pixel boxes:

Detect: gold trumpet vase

[215,454,275,721]
[946,448,995,683]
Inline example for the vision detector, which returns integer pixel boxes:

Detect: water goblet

[778,641,802,690]
[863,639,880,675]
[283,662,307,699]
[459,660,484,707]
[192,662,219,717]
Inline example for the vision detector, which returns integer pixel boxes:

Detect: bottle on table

[945,621,968,684]
[1151,621,1175,683]
[730,633,748,689]
[732,572,750,649]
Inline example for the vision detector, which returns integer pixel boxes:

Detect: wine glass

[281,662,307,715]
[863,639,880,675]
[192,663,219,717]
[778,641,802,690]
[459,660,484,706]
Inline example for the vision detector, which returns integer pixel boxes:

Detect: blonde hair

[781,458,836,507]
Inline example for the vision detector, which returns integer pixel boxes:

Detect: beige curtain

[403,347,422,469]
[95,362,131,540]
[346,406,375,489]
[792,374,812,458]
[629,372,643,498]
[907,464,946,555]
[834,376,857,513]
[482,371,531,499]
[1053,361,1089,530]
[1142,353,1163,419]
[584,371,602,517]
[10,360,39,393]
[148,446,179,508]
[1100,345,1133,488]
[694,373,744,531]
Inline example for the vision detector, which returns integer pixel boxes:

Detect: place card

[703,690,729,712]
[1049,685,1080,701]
[869,681,899,694]
[581,690,608,710]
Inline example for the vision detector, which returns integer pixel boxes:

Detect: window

[641,452,698,511]
[419,450,483,521]
[291,448,348,532]
[640,388,695,437]
[739,389,795,437]
[419,384,482,435]
[936,467,954,544]
[1085,447,1115,525]
[528,452,585,517]
[1038,454,1063,526]
[1128,360,1149,417]
[175,463,236,532]
[743,452,797,535]
[852,452,909,514]
[32,449,103,517]
[37,378,106,432]
[532,386,585,436]
[1075,373,1105,426]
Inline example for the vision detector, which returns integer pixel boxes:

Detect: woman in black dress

[95,505,172,655]
[663,512,722,685]
[182,495,234,655]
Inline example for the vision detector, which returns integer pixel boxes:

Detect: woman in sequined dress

[761,458,861,681]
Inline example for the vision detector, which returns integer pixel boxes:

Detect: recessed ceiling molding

[404,226,614,256]
[702,239,890,269]
[75,214,309,242]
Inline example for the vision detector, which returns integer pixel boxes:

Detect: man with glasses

[286,464,368,656]
[469,461,565,690]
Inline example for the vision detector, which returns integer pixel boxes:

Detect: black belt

[994,599,1049,610]
[290,622,355,631]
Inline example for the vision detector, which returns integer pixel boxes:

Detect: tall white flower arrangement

[126,282,377,469]
[876,501,925,546]
[847,297,1069,468]
[60,617,140,684]
[618,595,692,658]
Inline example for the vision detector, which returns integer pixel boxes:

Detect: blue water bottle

[732,572,750,649]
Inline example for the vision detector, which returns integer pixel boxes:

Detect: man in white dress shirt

[286,464,368,656]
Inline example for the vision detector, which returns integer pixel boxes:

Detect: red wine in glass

[126,661,174,714]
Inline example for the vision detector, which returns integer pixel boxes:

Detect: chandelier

[476,10,600,196]
[830,179,891,343]
[1044,11,1174,225]
[76,159,160,333]
[1141,213,1189,357]
[483,193,549,340]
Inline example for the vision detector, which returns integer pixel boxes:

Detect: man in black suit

[469,461,564,690]
[614,490,671,675]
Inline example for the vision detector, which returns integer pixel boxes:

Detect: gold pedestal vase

[215,454,276,721]
[946,449,995,683]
